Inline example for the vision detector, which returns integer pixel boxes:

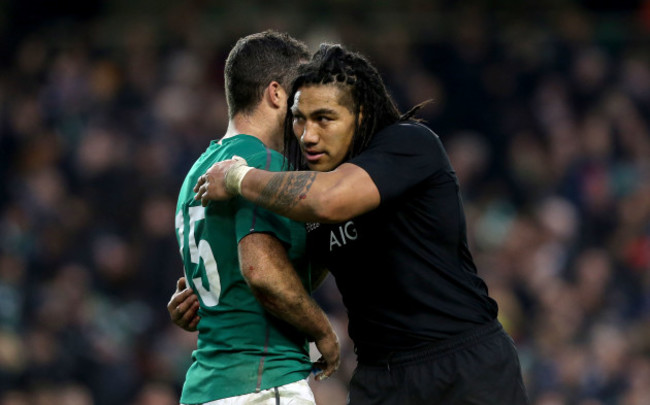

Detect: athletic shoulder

[367,121,441,153]
[374,121,438,142]
[221,135,285,171]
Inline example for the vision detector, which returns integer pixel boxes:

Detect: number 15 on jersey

[175,206,221,307]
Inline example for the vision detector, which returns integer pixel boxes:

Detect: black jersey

[306,121,498,354]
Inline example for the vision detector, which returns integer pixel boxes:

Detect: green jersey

[174,135,312,404]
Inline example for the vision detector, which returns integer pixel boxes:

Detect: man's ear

[265,81,286,109]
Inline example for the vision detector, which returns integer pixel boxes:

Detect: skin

[238,233,339,378]
[168,277,201,331]
[291,84,357,172]
[169,234,340,380]
[193,83,381,224]
[169,80,340,381]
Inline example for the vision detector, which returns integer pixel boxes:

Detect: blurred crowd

[1,1,649,404]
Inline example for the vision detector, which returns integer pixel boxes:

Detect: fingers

[176,276,187,291]
[180,298,200,326]
[193,161,221,197]
[187,313,201,331]
[177,290,198,314]
[193,180,211,206]
[311,331,341,381]
[194,183,207,201]
[193,174,206,193]
[311,338,341,381]
[169,271,199,333]
[312,359,328,381]
[193,159,241,203]
[312,357,338,381]
[194,178,211,206]
[170,292,201,331]
[194,185,202,201]
[169,285,193,307]
[321,358,339,380]
[168,288,198,320]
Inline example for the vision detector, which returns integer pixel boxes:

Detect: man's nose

[300,121,319,144]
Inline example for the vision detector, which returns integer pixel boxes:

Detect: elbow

[240,268,296,316]
[241,265,268,292]
[243,274,277,308]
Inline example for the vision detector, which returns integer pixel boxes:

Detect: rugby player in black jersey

[192,43,529,405]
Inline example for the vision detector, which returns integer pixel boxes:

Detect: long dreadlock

[283,43,429,170]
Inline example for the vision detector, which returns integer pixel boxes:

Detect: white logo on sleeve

[329,221,358,251]
[306,222,321,233]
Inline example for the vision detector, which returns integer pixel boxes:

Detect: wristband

[224,157,253,195]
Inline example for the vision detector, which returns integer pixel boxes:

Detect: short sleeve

[348,122,447,203]
[234,147,294,246]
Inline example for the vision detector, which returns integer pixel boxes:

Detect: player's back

[174,135,311,404]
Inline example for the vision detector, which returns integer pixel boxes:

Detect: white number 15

[175,206,221,307]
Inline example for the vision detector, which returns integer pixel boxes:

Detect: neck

[223,111,283,152]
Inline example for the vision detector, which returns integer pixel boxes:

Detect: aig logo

[330,221,358,251]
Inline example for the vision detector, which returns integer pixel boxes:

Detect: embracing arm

[243,163,381,223]
[239,232,340,380]
[195,161,380,223]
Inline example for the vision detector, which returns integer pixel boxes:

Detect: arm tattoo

[255,172,317,214]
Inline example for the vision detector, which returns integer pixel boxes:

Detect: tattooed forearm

[255,172,317,214]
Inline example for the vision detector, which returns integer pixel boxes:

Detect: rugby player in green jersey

[171,31,339,405]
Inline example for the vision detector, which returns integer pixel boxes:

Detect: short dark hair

[224,30,309,119]
[283,44,427,169]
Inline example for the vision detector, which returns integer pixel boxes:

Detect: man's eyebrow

[310,108,338,116]
[291,107,338,117]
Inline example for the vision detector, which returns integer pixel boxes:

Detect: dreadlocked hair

[283,43,430,170]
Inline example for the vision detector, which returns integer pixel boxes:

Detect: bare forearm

[238,163,381,223]
[240,169,328,222]
[239,233,334,341]
[251,285,333,341]
[239,233,340,378]
[195,159,380,222]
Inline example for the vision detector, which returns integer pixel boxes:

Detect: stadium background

[1,0,649,404]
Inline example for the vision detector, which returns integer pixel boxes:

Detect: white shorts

[182,379,315,405]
